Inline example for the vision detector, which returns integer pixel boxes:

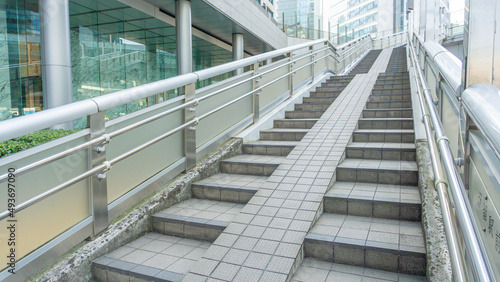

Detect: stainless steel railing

[0,33,406,278]
[408,33,494,281]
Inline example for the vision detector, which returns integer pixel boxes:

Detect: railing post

[287,52,294,97]
[309,45,315,82]
[184,83,197,170]
[324,42,330,71]
[89,111,109,236]
[252,62,260,122]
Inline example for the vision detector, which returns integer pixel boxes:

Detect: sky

[448,0,465,24]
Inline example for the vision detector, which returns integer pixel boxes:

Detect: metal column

[176,0,196,170]
[176,0,192,76]
[39,0,73,129]
[232,33,244,76]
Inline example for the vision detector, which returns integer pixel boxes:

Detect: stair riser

[310,92,342,98]
[323,197,421,221]
[315,86,346,91]
[274,120,317,129]
[373,85,410,90]
[295,104,329,111]
[353,132,414,143]
[286,111,324,119]
[152,217,225,242]
[221,162,278,176]
[243,144,295,156]
[192,184,256,204]
[358,120,414,129]
[366,101,412,109]
[260,131,307,141]
[303,97,338,104]
[363,109,413,118]
[372,89,410,95]
[369,94,411,102]
[346,148,416,161]
[336,167,418,186]
[304,239,425,275]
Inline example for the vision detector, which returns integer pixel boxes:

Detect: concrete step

[220,154,285,176]
[304,214,426,275]
[320,82,350,88]
[192,173,265,203]
[363,108,413,118]
[243,140,299,156]
[292,258,426,281]
[353,129,415,143]
[346,142,416,161]
[92,233,211,282]
[366,100,412,109]
[323,181,421,221]
[376,77,410,82]
[358,118,414,130]
[285,110,324,119]
[309,91,342,98]
[295,103,330,111]
[274,118,318,129]
[152,199,243,241]
[368,93,411,102]
[314,86,346,91]
[336,159,418,186]
[372,88,410,95]
[260,128,309,141]
[303,96,338,104]
[373,84,410,90]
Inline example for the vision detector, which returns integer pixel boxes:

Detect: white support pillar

[39,0,73,129]
[232,33,244,75]
[176,0,192,77]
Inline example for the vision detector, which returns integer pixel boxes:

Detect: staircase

[90,47,427,281]
[90,70,355,281]
[295,46,426,281]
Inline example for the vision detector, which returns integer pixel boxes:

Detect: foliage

[0,129,81,158]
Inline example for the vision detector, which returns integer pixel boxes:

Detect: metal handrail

[408,33,492,281]
[0,46,338,221]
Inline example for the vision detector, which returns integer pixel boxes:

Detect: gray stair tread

[354,129,414,134]
[347,142,415,150]
[275,118,319,122]
[154,199,244,224]
[260,128,310,133]
[338,159,418,171]
[194,173,267,191]
[307,214,425,254]
[359,117,413,121]
[364,108,412,111]
[244,140,300,147]
[93,232,210,281]
[325,181,420,204]
[292,258,426,281]
[222,154,286,165]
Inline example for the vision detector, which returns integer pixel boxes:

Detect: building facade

[0,0,286,127]
[276,0,328,39]
[330,0,406,44]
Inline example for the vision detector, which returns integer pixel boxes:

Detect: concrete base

[415,140,453,281]
[32,138,243,282]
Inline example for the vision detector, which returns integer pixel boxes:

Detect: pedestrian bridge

[0,30,498,282]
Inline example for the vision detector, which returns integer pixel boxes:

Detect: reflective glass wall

[0,0,233,126]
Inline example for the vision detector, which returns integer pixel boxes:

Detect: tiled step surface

[295,103,330,111]
[366,100,412,109]
[260,128,309,141]
[346,142,416,161]
[372,88,410,95]
[303,96,339,104]
[336,158,418,186]
[323,181,421,221]
[192,173,266,203]
[92,233,211,282]
[303,214,426,275]
[243,140,299,156]
[358,118,414,130]
[152,199,244,241]
[273,118,318,129]
[220,154,286,176]
[352,129,415,143]
[362,108,413,118]
[292,258,426,281]
[368,93,411,101]
[285,110,324,119]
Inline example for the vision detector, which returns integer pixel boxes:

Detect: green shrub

[0,129,81,158]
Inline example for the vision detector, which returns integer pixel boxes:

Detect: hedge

[0,129,81,158]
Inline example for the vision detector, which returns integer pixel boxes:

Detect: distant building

[330,0,407,44]
[276,0,328,39]
[257,0,277,19]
